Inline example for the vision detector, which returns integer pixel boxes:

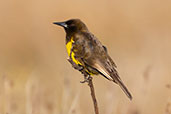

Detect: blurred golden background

[0,0,171,114]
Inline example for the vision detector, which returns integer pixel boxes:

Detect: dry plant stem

[87,76,99,114]
[68,59,99,114]
[81,75,99,114]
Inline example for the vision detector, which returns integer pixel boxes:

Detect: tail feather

[91,61,132,100]
[115,78,132,100]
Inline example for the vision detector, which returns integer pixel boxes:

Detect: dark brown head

[53,19,88,34]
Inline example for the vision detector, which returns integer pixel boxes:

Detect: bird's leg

[68,47,92,83]
[80,74,92,83]
[68,57,91,83]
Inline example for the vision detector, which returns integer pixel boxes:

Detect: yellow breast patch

[66,37,82,65]
[66,37,94,75]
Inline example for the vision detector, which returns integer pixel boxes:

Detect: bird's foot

[80,75,92,83]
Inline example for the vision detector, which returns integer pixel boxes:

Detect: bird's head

[53,19,88,34]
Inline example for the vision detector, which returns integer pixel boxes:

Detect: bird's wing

[93,60,114,81]
[73,32,117,78]
[90,56,119,82]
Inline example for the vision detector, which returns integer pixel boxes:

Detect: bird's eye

[70,24,75,27]
[66,20,74,25]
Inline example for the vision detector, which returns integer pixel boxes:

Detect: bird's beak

[53,22,67,28]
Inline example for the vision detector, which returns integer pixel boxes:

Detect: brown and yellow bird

[53,19,132,100]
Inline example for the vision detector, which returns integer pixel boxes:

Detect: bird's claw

[80,75,92,83]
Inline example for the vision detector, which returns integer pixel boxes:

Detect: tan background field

[0,0,171,114]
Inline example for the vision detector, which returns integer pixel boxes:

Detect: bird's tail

[115,77,132,100]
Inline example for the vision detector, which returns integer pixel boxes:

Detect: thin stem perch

[68,59,99,114]
[87,76,99,114]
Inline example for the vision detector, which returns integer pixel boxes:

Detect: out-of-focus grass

[0,0,171,114]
